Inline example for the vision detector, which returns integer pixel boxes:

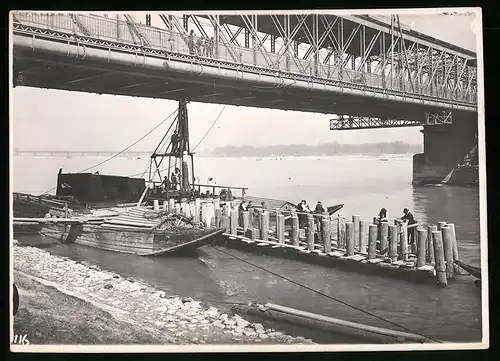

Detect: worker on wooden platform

[314,201,327,214]
[400,208,417,245]
[238,201,247,226]
[314,201,328,231]
[296,200,309,228]
[162,176,170,190]
[375,208,389,225]
[239,200,248,212]
[170,171,178,190]
[375,208,388,249]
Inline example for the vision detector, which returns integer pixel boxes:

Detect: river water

[12,155,484,344]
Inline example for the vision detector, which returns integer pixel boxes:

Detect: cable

[126,104,226,180]
[38,109,178,196]
[134,104,227,178]
[18,225,441,341]
[201,241,443,344]
[192,105,226,152]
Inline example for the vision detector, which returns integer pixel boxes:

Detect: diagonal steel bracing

[330,115,423,130]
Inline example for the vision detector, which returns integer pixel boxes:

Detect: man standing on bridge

[188,30,195,55]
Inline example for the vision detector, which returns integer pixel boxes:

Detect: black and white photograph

[10,9,487,352]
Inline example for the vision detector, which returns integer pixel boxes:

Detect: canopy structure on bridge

[12,12,478,129]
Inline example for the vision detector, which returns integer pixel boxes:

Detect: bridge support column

[412,115,478,185]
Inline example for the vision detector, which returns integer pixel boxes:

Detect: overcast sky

[12,11,478,152]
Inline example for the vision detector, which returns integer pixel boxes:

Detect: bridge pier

[412,115,478,186]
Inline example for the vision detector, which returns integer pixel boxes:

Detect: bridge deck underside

[14,50,473,121]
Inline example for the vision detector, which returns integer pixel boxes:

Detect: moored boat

[13,99,346,256]
[34,206,224,256]
[454,260,481,279]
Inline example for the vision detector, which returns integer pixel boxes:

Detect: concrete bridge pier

[412,115,478,185]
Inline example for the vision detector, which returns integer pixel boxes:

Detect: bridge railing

[13,13,476,105]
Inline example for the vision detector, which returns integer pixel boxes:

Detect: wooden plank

[346,254,365,262]
[138,229,224,256]
[265,303,431,343]
[417,265,435,272]
[99,224,157,232]
[103,219,155,228]
[111,217,158,226]
[75,239,154,254]
[328,251,345,257]
[14,217,84,224]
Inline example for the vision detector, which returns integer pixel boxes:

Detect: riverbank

[12,244,314,345]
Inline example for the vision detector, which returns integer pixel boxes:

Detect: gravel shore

[13,244,315,345]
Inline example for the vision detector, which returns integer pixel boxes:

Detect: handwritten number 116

[13,334,30,345]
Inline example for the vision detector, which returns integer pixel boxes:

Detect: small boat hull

[455,260,481,279]
[327,204,344,215]
[39,222,225,256]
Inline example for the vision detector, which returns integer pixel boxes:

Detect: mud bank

[12,244,314,345]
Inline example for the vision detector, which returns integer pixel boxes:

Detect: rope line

[144,105,226,178]
[127,104,226,178]
[201,241,443,343]
[192,105,226,152]
[38,109,178,196]
[18,227,441,342]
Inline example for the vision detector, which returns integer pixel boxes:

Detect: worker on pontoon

[399,208,417,245]
[375,208,389,250]
[375,208,389,224]
[314,201,327,214]
[238,201,248,226]
[162,176,169,190]
[314,201,328,231]
[170,171,178,190]
[239,200,248,212]
[296,200,309,228]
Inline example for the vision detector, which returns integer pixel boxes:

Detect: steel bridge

[12,12,478,130]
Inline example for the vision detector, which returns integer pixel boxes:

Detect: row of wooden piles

[155,198,460,286]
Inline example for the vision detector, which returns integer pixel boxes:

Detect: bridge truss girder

[12,12,477,113]
[187,13,477,104]
[330,111,453,130]
[330,115,423,130]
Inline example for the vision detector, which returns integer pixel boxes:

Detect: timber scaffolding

[13,191,462,287]
[149,196,461,287]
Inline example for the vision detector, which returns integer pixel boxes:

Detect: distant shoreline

[195,154,416,159]
[202,142,423,158]
[14,153,417,159]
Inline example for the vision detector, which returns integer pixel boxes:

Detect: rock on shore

[13,245,314,345]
